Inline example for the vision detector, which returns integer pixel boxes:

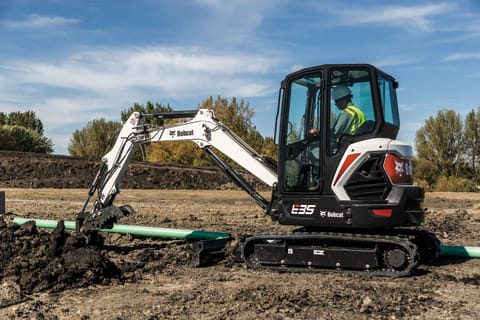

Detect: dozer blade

[191,238,233,267]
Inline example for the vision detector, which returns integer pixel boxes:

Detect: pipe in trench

[11,217,480,259]
[12,217,231,240]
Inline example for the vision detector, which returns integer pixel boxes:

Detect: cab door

[280,72,323,193]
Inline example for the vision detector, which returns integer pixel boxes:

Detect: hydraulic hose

[12,217,231,240]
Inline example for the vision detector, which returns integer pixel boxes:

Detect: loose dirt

[0,152,479,319]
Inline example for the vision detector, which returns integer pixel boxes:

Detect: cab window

[378,76,400,128]
[329,69,376,154]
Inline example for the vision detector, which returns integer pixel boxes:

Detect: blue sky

[1,0,480,155]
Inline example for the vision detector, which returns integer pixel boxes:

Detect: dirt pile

[0,151,267,190]
[0,217,119,306]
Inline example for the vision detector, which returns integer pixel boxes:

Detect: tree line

[414,108,480,191]
[68,97,277,167]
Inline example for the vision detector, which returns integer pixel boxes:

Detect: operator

[331,85,366,138]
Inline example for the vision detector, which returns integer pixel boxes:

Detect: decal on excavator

[169,129,194,138]
[319,211,344,218]
[291,204,316,215]
[383,153,412,184]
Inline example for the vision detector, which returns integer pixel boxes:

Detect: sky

[1,0,480,155]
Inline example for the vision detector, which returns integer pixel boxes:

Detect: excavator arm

[76,109,278,234]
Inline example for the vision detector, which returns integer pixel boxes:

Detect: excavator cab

[272,64,424,230]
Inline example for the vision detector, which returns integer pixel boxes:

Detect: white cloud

[191,0,280,44]
[373,56,421,68]
[319,2,452,32]
[5,14,79,28]
[442,52,480,62]
[352,4,449,31]
[39,97,111,124]
[0,46,282,153]
[7,47,280,97]
[439,32,480,45]
[194,0,277,19]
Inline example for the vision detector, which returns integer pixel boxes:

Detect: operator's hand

[308,128,318,136]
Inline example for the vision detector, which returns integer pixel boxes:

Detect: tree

[121,102,174,160]
[412,157,438,188]
[0,125,53,153]
[0,127,16,150]
[260,136,277,159]
[68,118,122,159]
[199,96,276,160]
[202,96,257,145]
[415,109,463,177]
[70,98,277,166]
[121,101,173,125]
[463,107,480,183]
[66,101,174,160]
[146,96,276,167]
[5,110,44,135]
[0,110,52,153]
[434,176,476,192]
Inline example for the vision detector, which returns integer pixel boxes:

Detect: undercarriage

[231,229,440,277]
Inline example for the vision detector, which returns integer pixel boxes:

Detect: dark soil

[0,218,118,298]
[0,150,262,190]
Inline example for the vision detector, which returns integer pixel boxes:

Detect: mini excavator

[76,64,440,277]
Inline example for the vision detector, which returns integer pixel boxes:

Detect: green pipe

[440,245,480,259]
[13,217,231,240]
[13,217,480,258]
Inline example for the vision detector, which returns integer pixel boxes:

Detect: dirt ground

[0,152,479,319]
[0,189,479,320]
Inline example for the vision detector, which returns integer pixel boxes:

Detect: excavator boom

[76,109,277,234]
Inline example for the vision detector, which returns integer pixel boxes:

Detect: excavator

[75,64,440,277]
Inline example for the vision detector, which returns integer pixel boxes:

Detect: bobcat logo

[395,160,405,176]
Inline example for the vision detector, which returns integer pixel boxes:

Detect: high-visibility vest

[344,104,366,134]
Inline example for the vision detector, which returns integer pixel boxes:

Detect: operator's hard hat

[332,85,352,100]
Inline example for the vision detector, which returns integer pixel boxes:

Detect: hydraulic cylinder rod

[12,217,231,240]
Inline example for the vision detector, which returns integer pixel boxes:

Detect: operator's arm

[333,111,353,138]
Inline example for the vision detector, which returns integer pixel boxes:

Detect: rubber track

[394,229,440,264]
[241,232,420,277]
